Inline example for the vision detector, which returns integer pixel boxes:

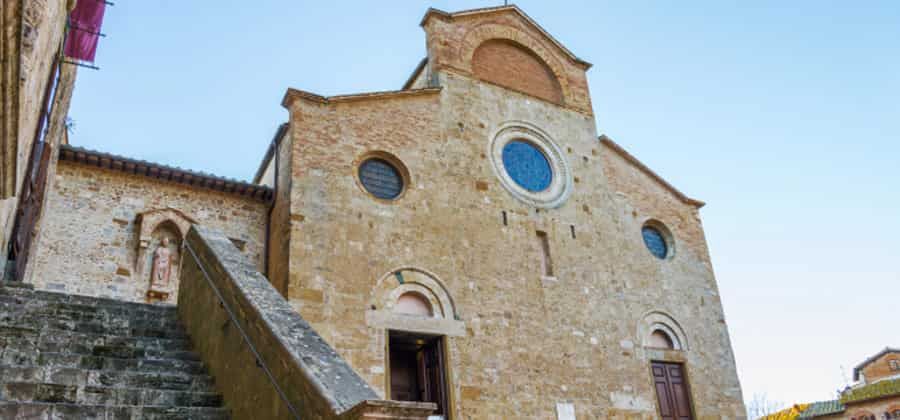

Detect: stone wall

[179,225,435,420]
[267,128,292,296]
[0,0,72,263]
[279,61,745,418]
[28,160,268,303]
[422,7,593,115]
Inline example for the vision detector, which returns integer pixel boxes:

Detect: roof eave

[401,57,428,90]
[599,135,706,208]
[58,144,273,202]
[251,123,289,185]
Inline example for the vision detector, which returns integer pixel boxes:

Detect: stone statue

[149,237,173,289]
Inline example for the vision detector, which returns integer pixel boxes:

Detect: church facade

[11,5,746,419]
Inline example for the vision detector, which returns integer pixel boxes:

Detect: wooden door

[390,349,420,401]
[11,141,52,282]
[420,338,447,416]
[652,361,694,420]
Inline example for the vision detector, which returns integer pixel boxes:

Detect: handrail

[183,240,302,420]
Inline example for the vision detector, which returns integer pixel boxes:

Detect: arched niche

[472,39,563,105]
[372,267,458,320]
[366,267,465,337]
[459,23,572,105]
[638,311,689,351]
[134,207,197,303]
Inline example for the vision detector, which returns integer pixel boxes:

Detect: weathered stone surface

[179,224,435,420]
[275,6,745,419]
[28,160,268,303]
[0,284,230,418]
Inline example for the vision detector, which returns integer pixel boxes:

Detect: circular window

[358,157,405,200]
[642,224,669,259]
[489,122,572,208]
[502,140,553,192]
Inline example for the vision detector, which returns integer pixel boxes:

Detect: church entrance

[388,331,448,419]
[651,361,694,420]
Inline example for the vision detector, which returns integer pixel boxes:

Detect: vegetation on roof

[759,404,810,420]
[840,377,900,404]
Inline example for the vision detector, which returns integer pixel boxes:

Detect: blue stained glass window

[502,140,552,192]
[642,226,668,259]
[359,158,404,200]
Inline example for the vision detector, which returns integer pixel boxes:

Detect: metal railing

[183,240,302,420]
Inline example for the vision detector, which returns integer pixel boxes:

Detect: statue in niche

[146,235,179,303]
[150,237,173,289]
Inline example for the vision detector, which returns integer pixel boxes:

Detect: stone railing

[179,225,435,420]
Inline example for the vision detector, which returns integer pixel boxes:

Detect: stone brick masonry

[28,160,268,303]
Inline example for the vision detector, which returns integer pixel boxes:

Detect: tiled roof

[760,404,809,420]
[59,145,273,202]
[841,377,900,405]
[797,400,844,418]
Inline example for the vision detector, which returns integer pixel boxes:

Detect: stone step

[0,365,216,392]
[0,301,180,327]
[0,330,196,362]
[0,318,188,340]
[0,293,179,315]
[0,402,230,419]
[32,328,192,352]
[1,352,205,375]
[0,287,177,315]
[1,382,223,407]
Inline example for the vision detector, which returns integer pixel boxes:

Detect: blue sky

[68,1,899,408]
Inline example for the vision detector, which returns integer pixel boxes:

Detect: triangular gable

[420,5,592,69]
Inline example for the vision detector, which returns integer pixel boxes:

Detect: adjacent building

[762,348,900,420]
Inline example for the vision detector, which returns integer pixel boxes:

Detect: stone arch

[849,410,876,420]
[459,23,571,105]
[638,311,689,351]
[135,207,197,249]
[472,39,563,104]
[371,267,458,320]
[134,207,198,302]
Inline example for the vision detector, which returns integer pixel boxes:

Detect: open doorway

[388,330,448,419]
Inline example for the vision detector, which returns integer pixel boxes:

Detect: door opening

[388,331,448,419]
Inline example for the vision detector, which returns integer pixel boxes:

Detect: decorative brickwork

[472,39,563,105]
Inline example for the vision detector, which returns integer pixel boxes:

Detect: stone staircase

[0,284,229,419]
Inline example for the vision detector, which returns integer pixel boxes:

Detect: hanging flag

[63,0,107,63]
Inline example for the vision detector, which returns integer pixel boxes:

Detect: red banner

[63,0,106,62]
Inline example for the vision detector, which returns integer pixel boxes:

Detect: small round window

[501,140,553,192]
[642,225,669,259]
[358,157,404,200]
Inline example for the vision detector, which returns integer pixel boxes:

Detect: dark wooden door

[390,349,420,402]
[11,141,52,282]
[420,338,447,416]
[652,361,694,420]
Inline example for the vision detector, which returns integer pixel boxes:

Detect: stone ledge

[365,310,466,337]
